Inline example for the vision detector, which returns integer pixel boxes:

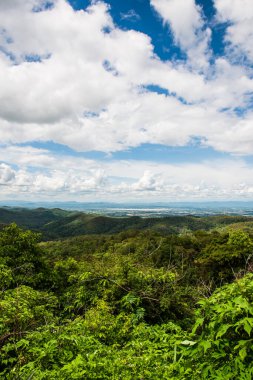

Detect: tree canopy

[0,222,253,378]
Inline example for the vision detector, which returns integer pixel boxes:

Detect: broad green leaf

[181,340,196,346]
[200,340,212,353]
[239,347,247,361]
[216,324,231,339]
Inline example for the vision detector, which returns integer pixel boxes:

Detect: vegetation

[1,206,253,240]
[1,214,253,378]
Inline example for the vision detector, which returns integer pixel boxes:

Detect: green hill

[1,206,253,240]
[0,207,72,231]
[1,222,253,378]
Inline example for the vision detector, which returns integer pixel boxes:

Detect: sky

[1,0,253,202]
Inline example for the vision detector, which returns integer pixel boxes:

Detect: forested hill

[1,206,253,240]
[1,219,253,378]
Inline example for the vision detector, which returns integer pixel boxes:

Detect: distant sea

[1,201,253,217]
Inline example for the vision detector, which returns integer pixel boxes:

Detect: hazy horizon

[2,199,253,218]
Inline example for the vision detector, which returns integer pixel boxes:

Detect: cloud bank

[0,0,253,200]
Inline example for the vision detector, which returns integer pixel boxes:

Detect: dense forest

[1,208,253,378]
[1,206,253,239]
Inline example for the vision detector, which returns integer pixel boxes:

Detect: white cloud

[120,9,140,22]
[132,170,163,191]
[1,145,253,200]
[214,0,253,63]
[151,0,211,70]
[0,0,252,157]
[0,0,252,158]
[0,1,253,200]
[0,163,15,185]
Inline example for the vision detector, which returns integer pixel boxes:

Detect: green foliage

[0,223,44,287]
[1,206,253,240]
[0,264,13,290]
[196,230,253,283]
[2,315,183,379]
[0,286,58,377]
[177,274,253,379]
[1,221,253,379]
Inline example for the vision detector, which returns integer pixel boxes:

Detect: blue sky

[0,0,253,201]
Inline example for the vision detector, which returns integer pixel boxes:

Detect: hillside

[1,222,253,378]
[0,207,72,230]
[1,206,253,240]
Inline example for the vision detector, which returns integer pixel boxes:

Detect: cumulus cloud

[132,171,163,191]
[0,163,15,185]
[0,0,252,158]
[1,145,253,200]
[151,0,211,70]
[0,0,253,200]
[214,0,253,63]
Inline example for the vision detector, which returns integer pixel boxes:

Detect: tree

[0,223,43,287]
